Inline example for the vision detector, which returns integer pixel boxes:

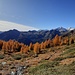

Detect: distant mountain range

[0,27,74,45]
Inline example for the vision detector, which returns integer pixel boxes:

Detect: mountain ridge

[0,27,74,45]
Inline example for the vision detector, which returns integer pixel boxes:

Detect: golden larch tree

[29,42,33,50]
[33,42,40,54]
[0,40,3,49]
[53,35,60,46]
[41,42,44,49]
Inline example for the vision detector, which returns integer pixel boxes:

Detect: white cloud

[0,20,39,31]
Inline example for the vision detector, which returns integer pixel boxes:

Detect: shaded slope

[0,27,67,45]
[0,29,20,41]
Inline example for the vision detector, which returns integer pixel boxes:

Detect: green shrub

[0,54,4,59]
[11,54,22,60]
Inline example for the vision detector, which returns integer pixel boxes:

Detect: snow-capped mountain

[67,27,75,31]
[54,27,67,32]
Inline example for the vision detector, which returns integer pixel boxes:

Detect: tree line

[0,35,74,55]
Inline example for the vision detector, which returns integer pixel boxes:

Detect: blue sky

[0,0,75,30]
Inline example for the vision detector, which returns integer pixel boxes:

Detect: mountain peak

[54,27,67,32]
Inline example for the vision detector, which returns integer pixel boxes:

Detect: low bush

[11,54,22,60]
[0,54,4,59]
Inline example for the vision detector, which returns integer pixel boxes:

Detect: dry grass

[0,43,75,74]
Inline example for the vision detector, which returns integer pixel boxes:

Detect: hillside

[0,42,75,75]
[29,44,75,75]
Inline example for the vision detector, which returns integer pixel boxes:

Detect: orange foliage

[64,37,69,45]
[49,40,54,47]
[2,41,8,54]
[24,46,29,53]
[29,43,34,50]
[47,39,52,48]
[20,45,29,54]
[0,34,74,55]
[53,35,60,46]
[43,40,48,48]
[0,40,3,49]
[34,42,40,54]
[2,40,21,53]
[41,42,44,49]
[59,36,62,44]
